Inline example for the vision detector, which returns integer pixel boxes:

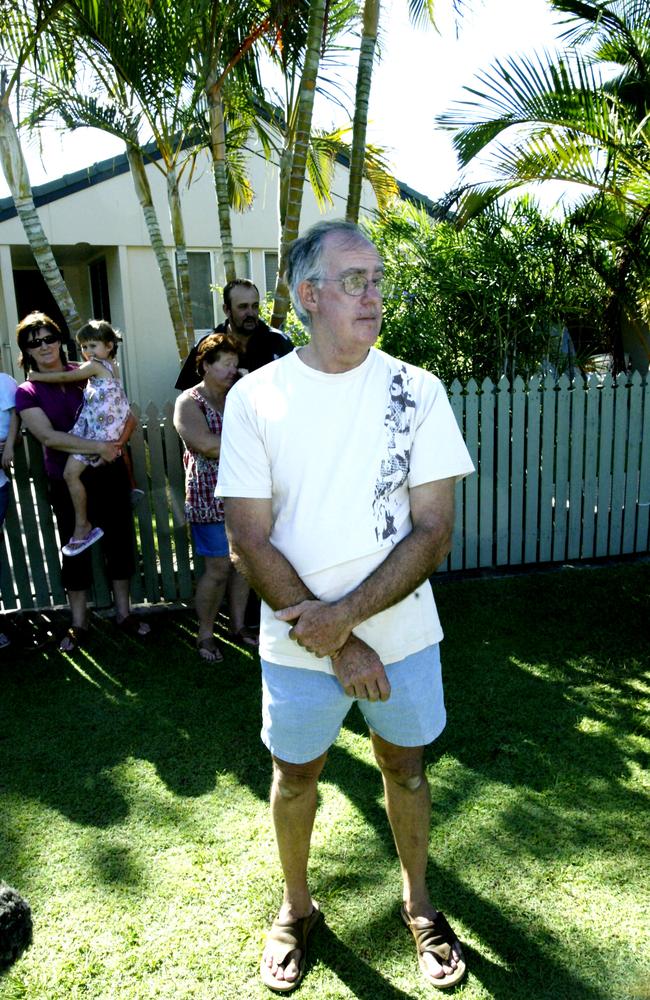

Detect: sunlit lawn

[1,562,648,999]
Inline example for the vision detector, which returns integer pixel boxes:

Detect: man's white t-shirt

[217,348,474,672]
[0,373,17,490]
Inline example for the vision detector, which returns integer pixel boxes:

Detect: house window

[186,252,214,332]
[213,250,251,288]
[89,258,111,322]
[264,252,278,297]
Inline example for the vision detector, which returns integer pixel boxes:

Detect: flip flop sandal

[227,628,259,648]
[260,903,322,993]
[197,637,224,662]
[400,904,467,990]
[116,614,151,639]
[62,526,104,557]
[59,626,89,652]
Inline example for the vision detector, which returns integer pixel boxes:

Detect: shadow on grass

[316,747,619,1000]
[437,564,648,780]
[312,921,416,1000]
[0,610,269,841]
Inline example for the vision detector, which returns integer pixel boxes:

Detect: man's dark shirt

[174,320,293,391]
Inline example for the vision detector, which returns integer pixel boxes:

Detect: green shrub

[365,198,613,384]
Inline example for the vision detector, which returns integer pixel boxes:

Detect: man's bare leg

[371,732,463,981]
[262,752,327,987]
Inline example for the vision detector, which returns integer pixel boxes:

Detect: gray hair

[285,220,373,326]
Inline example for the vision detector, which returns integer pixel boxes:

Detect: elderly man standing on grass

[217,219,474,994]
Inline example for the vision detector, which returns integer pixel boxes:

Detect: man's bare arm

[224,496,391,701]
[224,497,312,608]
[275,477,456,657]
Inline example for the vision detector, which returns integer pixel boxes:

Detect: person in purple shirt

[14,311,149,651]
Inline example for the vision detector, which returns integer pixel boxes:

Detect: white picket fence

[1,372,648,611]
[447,370,648,570]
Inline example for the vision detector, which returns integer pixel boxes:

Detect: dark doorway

[89,258,111,322]
[13,269,77,358]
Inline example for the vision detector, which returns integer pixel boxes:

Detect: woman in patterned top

[173,333,255,662]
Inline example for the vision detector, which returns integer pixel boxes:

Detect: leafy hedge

[365,198,613,384]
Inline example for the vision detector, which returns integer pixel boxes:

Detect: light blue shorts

[261,644,446,764]
[190,521,229,557]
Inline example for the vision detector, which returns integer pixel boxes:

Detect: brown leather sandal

[400,904,467,990]
[260,903,322,993]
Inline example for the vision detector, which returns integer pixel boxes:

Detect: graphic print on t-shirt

[372,365,417,542]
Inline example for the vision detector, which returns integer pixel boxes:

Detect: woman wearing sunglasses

[14,311,149,651]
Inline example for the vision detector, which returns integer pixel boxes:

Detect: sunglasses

[26,333,60,349]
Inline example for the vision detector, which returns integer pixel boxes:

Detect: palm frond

[225,143,255,211]
[406,0,438,31]
[438,50,633,166]
[22,86,136,140]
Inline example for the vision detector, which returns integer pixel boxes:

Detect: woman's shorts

[261,644,446,764]
[190,521,229,558]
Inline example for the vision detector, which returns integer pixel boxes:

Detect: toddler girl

[28,320,135,556]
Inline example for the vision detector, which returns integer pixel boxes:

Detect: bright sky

[2,0,567,204]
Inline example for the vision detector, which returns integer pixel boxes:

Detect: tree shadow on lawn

[0,565,646,998]
[318,742,623,1000]
[0,609,271,841]
[435,566,648,805]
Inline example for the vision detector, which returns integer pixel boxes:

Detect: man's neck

[225,323,255,351]
[298,341,370,375]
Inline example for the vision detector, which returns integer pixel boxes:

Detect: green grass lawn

[1,562,648,1000]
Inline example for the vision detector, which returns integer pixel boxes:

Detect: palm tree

[346,0,467,223]
[0,1,82,336]
[192,0,272,284]
[24,0,200,358]
[347,0,430,222]
[269,0,330,328]
[436,0,650,372]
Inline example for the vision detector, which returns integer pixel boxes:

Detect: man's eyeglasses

[26,334,59,349]
[317,274,391,297]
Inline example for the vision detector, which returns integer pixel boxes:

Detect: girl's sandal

[197,637,224,663]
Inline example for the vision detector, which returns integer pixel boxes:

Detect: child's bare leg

[63,457,93,539]
[122,447,137,490]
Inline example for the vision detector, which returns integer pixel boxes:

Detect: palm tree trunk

[207,86,236,284]
[126,143,191,359]
[166,165,195,346]
[0,99,81,336]
[346,0,380,223]
[271,0,327,329]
